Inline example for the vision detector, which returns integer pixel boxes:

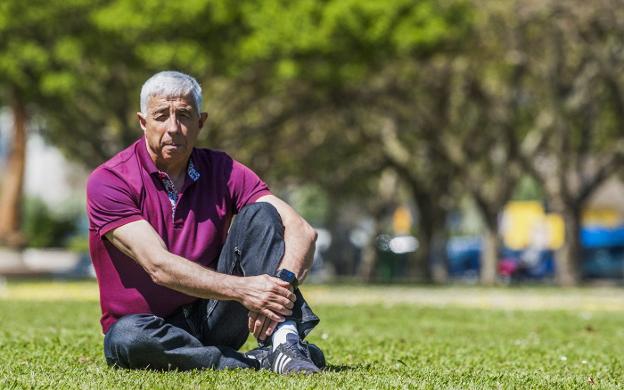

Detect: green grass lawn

[1,281,623,389]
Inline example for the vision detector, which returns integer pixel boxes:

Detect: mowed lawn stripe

[3,280,624,311]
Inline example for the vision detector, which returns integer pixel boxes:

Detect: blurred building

[0,108,87,210]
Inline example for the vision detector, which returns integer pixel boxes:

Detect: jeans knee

[107,314,155,346]
[238,202,282,226]
[104,314,163,368]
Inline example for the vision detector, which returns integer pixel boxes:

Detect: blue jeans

[103,203,320,370]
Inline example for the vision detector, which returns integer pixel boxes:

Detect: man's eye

[179,111,191,118]
[155,115,168,121]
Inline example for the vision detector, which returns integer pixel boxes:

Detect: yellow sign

[502,201,621,250]
[502,201,562,250]
[583,208,621,227]
[393,206,412,234]
[502,201,545,250]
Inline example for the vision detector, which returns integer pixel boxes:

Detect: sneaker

[243,346,271,370]
[271,334,320,374]
[306,342,326,370]
[244,341,325,371]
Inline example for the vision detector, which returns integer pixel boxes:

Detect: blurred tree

[433,3,529,285]
[22,196,79,248]
[361,62,460,282]
[214,0,474,281]
[39,0,241,166]
[510,0,624,285]
[1,0,475,282]
[0,0,98,247]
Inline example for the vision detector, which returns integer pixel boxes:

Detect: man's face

[138,94,207,168]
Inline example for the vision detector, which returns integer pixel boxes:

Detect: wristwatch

[275,268,299,288]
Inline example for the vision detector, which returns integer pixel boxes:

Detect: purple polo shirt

[86,137,271,333]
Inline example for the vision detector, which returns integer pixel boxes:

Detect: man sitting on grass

[86,70,324,374]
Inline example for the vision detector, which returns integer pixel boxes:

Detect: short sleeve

[228,159,272,212]
[86,167,143,238]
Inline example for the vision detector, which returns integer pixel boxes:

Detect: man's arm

[104,219,296,322]
[248,194,318,340]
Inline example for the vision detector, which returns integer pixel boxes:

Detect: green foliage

[0,0,100,94]
[21,197,79,248]
[512,175,544,201]
[0,0,475,191]
[67,234,90,253]
[287,184,330,226]
[235,0,472,88]
[2,0,621,281]
[0,283,623,388]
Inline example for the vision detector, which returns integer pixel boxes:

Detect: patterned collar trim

[156,159,201,183]
[157,158,201,218]
[187,159,200,182]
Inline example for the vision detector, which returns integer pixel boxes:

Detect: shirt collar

[187,159,200,182]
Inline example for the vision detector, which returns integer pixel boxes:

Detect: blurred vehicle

[582,226,624,279]
[446,236,480,280]
[448,225,624,280]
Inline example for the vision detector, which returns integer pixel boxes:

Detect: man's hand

[236,275,295,323]
[248,312,276,341]
[247,280,295,341]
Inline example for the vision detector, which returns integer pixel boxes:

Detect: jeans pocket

[205,299,219,319]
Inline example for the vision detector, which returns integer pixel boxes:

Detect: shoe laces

[282,339,311,360]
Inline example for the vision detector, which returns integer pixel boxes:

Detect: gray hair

[140,71,203,114]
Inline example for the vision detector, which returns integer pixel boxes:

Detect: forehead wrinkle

[151,104,170,112]
[149,95,194,113]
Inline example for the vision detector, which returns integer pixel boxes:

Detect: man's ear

[137,112,147,132]
[199,112,208,129]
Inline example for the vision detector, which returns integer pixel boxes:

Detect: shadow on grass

[324,363,368,372]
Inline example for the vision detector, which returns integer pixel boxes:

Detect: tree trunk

[430,226,449,283]
[556,205,583,286]
[0,90,27,248]
[357,217,382,282]
[410,191,448,283]
[323,198,361,277]
[412,223,432,281]
[480,224,499,285]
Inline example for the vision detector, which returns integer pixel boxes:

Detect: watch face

[277,269,297,285]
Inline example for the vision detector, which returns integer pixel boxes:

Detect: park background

[0,0,623,388]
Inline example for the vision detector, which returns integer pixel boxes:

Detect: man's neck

[156,158,187,181]
[146,148,189,186]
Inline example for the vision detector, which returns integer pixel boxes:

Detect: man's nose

[166,114,181,133]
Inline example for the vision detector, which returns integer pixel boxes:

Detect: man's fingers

[269,294,294,310]
[248,312,258,333]
[267,301,292,316]
[270,278,296,300]
[283,298,294,310]
[260,318,275,339]
[261,308,285,323]
[272,277,292,289]
[264,319,278,337]
[274,286,297,302]
[253,316,266,339]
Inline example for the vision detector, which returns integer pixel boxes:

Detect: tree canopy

[1,0,623,284]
